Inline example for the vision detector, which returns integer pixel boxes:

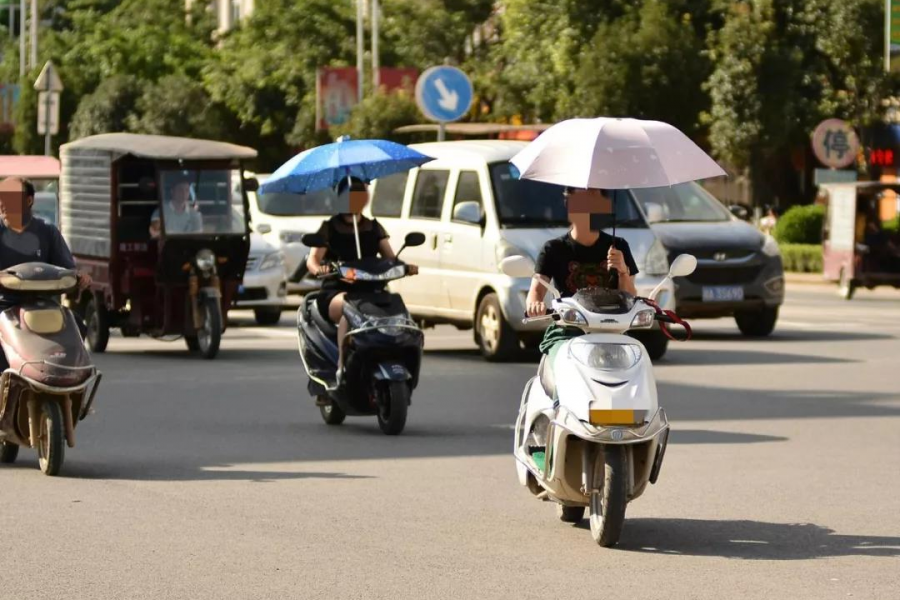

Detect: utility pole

[356,0,364,103]
[18,0,25,77]
[29,0,36,69]
[371,0,380,91]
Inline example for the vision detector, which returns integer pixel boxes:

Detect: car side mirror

[644,202,665,224]
[452,201,484,225]
[669,254,697,278]
[244,178,260,193]
[301,233,327,248]
[728,204,750,220]
[499,255,535,278]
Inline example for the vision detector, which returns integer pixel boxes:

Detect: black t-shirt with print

[535,232,639,297]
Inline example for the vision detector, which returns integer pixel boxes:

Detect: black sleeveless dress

[314,215,389,319]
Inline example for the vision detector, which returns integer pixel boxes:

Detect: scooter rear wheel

[376,382,409,436]
[0,441,19,464]
[319,398,346,425]
[589,445,627,547]
[38,401,65,477]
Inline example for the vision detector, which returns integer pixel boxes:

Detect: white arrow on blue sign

[415,66,473,123]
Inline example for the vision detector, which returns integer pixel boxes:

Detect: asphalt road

[2,284,899,600]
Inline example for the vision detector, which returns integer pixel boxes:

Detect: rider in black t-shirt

[526,187,638,357]
[306,177,418,373]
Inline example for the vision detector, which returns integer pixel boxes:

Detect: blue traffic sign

[415,66,473,123]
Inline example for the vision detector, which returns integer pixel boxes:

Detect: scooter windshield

[571,288,636,315]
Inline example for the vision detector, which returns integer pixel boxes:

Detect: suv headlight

[568,341,642,371]
[195,249,215,272]
[259,251,284,271]
[644,239,669,276]
[761,235,781,257]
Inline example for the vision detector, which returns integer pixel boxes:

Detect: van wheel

[735,306,778,337]
[84,295,110,353]
[475,293,518,362]
[628,330,668,360]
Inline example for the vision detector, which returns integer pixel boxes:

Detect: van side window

[452,171,483,223]
[410,170,450,220]
[371,172,408,218]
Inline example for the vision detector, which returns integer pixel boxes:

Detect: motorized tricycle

[820,182,900,299]
[59,133,258,358]
[0,263,101,476]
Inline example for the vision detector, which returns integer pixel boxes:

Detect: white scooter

[500,254,697,547]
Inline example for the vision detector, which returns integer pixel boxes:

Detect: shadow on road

[671,430,788,444]
[689,329,893,343]
[614,519,900,560]
[657,348,853,366]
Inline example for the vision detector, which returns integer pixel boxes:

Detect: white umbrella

[510,117,726,189]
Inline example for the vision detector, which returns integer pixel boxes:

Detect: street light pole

[356,0,364,103]
[371,0,380,91]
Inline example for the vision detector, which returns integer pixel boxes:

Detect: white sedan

[235,233,288,325]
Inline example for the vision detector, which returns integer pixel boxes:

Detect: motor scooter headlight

[568,341,642,371]
[196,249,216,272]
[630,309,655,329]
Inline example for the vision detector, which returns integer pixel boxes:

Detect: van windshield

[256,187,337,216]
[489,163,647,229]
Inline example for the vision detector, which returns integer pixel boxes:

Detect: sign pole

[887,0,892,72]
[18,0,25,76]
[43,87,50,156]
[371,0,380,91]
[356,0,364,103]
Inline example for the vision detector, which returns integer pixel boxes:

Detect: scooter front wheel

[376,382,409,435]
[38,401,65,476]
[319,398,346,425]
[589,445,627,547]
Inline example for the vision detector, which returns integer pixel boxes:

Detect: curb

[784,272,829,286]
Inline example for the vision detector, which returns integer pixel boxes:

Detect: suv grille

[687,265,763,285]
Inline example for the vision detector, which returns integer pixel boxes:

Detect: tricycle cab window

[158,169,247,237]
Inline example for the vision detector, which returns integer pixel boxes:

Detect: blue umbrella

[258,137,434,195]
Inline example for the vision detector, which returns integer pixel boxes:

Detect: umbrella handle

[353,214,362,260]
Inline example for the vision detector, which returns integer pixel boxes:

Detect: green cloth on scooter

[539,324,583,358]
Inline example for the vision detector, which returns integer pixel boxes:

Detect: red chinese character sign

[811,119,860,169]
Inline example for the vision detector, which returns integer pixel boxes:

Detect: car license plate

[702,286,744,302]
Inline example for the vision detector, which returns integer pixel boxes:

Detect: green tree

[568,0,711,136]
[331,88,425,141]
[128,74,232,140]
[68,74,144,140]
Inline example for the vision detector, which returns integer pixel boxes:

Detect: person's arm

[49,226,91,289]
[608,240,638,296]
[149,208,161,239]
[307,247,330,275]
[527,241,555,317]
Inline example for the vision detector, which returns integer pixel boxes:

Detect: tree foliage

[331,89,425,141]
[68,75,144,140]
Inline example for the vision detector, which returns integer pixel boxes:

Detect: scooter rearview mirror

[669,254,697,278]
[301,233,327,248]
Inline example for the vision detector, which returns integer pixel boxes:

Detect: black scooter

[297,232,426,435]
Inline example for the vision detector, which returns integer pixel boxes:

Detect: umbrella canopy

[510,117,726,189]
[258,138,434,195]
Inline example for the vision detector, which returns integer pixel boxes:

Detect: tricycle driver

[0,177,92,368]
[149,180,203,238]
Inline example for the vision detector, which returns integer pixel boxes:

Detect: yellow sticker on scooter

[589,409,638,426]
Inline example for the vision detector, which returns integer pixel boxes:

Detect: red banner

[316,67,418,131]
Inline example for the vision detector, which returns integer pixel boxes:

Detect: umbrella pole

[353,213,362,260]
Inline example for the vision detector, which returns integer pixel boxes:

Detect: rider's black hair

[22,179,35,199]
[335,176,367,195]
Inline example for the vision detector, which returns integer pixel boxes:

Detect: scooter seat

[308,295,338,339]
[538,354,556,399]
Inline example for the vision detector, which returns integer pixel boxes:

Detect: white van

[245,172,327,294]
[368,140,675,361]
